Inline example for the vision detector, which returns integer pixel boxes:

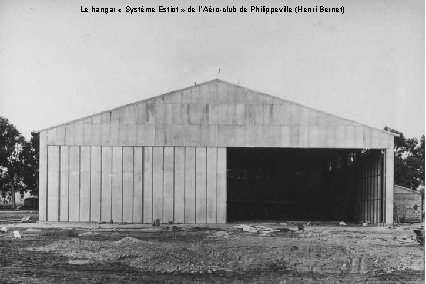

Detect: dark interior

[227,148,362,222]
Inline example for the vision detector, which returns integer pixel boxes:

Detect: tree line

[0,117,38,208]
[384,126,425,191]
[0,116,424,209]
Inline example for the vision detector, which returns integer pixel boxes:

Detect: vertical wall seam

[194,147,197,223]
[205,147,207,224]
[58,146,61,222]
[46,145,49,221]
[216,147,218,223]
[173,147,175,223]
[162,147,165,221]
[225,147,227,223]
[78,146,81,222]
[67,147,70,222]
[381,151,384,223]
[110,147,113,222]
[151,147,153,223]
[163,147,165,221]
[183,147,186,223]
[383,149,387,223]
[121,147,124,223]
[132,147,135,223]
[100,147,103,222]
[89,147,92,222]
[141,147,144,223]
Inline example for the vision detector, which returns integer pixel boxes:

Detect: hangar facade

[37,79,395,224]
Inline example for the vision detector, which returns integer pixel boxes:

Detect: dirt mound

[114,237,144,245]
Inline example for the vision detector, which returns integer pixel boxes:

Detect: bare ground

[0,216,424,283]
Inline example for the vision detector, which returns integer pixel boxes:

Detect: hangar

[37,79,395,224]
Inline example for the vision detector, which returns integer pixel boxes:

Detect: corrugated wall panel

[100,124,111,145]
[152,147,164,221]
[120,105,137,124]
[83,119,92,145]
[119,124,129,146]
[56,126,66,145]
[122,147,134,222]
[80,146,91,222]
[216,148,227,223]
[128,124,137,145]
[91,123,101,146]
[101,147,112,221]
[185,147,196,223]
[245,126,256,146]
[133,147,143,223]
[356,151,384,224]
[206,148,217,223]
[73,121,84,146]
[199,83,210,103]
[174,147,185,223]
[68,146,80,221]
[165,125,183,146]
[37,145,223,224]
[163,147,174,223]
[226,84,237,104]
[47,146,60,221]
[47,128,56,145]
[65,124,73,146]
[59,146,69,221]
[155,125,166,146]
[110,124,119,146]
[196,147,207,223]
[138,125,155,146]
[143,147,153,223]
[155,103,166,124]
[216,125,227,147]
[90,146,101,222]
[111,147,123,222]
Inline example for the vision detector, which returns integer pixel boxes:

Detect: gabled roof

[35,79,397,137]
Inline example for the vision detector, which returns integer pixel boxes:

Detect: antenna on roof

[217,68,221,79]
[237,78,241,85]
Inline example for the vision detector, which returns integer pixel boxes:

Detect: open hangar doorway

[227,148,385,223]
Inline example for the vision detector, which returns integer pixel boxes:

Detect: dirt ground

[0,213,424,283]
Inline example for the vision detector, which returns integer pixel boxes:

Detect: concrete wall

[394,186,422,222]
[40,145,227,223]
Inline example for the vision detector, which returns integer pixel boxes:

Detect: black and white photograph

[0,0,424,282]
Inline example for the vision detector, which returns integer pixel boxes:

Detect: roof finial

[217,68,221,79]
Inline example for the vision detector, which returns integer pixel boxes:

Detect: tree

[384,127,425,190]
[0,117,26,208]
[21,132,39,197]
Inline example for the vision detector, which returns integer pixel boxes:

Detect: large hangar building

[37,79,395,224]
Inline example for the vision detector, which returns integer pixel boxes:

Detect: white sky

[0,0,424,139]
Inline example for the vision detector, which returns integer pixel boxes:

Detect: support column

[385,148,394,224]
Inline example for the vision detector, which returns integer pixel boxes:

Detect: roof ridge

[35,78,397,137]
